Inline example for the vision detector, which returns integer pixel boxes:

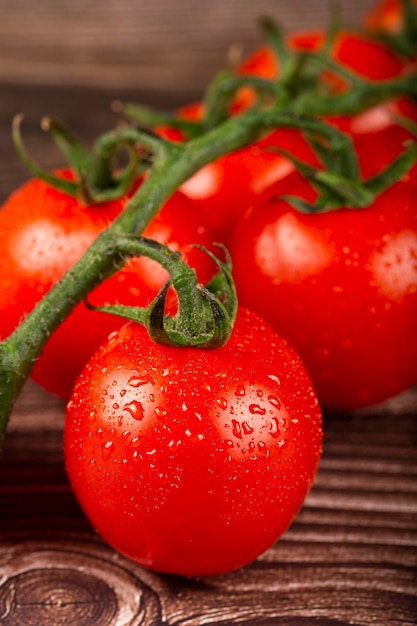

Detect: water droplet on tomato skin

[231,419,242,439]
[155,407,168,417]
[101,440,115,461]
[216,397,228,410]
[88,410,96,422]
[249,404,266,416]
[128,375,150,388]
[268,417,281,438]
[122,400,144,420]
[241,421,254,435]
[268,395,281,409]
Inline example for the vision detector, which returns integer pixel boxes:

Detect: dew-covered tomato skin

[229,173,417,409]
[64,308,322,577]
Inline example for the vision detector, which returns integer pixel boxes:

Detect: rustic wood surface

[1,2,417,623]
[0,0,374,95]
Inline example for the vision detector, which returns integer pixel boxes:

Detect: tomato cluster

[1,0,416,577]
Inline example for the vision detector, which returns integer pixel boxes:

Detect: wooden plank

[0,0,375,94]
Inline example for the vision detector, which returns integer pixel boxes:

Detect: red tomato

[229,170,417,410]
[0,170,215,398]
[64,307,322,577]
[178,128,320,241]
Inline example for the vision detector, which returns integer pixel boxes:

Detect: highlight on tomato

[64,307,322,577]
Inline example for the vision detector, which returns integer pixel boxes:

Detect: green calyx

[273,129,417,213]
[12,114,145,204]
[86,240,237,349]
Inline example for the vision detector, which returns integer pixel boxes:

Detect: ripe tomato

[229,170,417,410]
[64,307,322,577]
[0,170,215,398]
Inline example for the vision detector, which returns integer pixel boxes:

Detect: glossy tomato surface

[229,171,417,409]
[64,308,322,577]
[0,170,215,398]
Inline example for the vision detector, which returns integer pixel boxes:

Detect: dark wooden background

[1,1,417,624]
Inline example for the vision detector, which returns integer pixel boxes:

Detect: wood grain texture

[0,0,375,95]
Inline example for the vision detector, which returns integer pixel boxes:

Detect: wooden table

[1,77,417,625]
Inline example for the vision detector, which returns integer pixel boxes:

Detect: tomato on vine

[64,307,322,577]
[229,168,417,410]
[0,169,215,398]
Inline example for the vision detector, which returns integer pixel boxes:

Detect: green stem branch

[0,106,332,449]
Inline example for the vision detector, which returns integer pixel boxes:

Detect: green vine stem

[0,108,350,450]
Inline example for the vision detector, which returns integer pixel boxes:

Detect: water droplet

[88,410,96,422]
[268,395,281,409]
[241,420,254,435]
[128,375,149,388]
[123,400,144,420]
[185,428,192,437]
[268,417,281,438]
[101,441,114,460]
[182,402,188,412]
[119,389,127,397]
[235,385,246,397]
[216,371,228,379]
[225,439,234,448]
[130,436,140,448]
[216,397,228,410]
[112,403,120,410]
[122,430,131,438]
[155,407,167,417]
[232,419,242,439]
[268,374,281,385]
[256,389,264,397]
[249,404,266,415]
